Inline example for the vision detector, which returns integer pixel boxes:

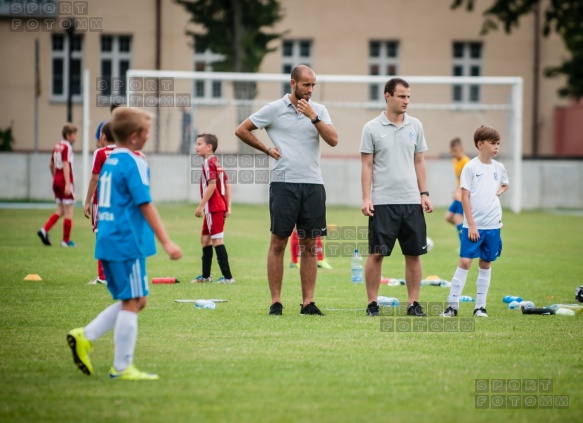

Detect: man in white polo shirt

[360,77,433,317]
[235,65,338,316]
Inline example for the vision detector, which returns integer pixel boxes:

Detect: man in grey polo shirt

[360,77,433,317]
[235,65,339,316]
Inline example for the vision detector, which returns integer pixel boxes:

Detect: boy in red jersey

[191,134,235,284]
[84,122,116,284]
[37,123,78,247]
[289,229,332,269]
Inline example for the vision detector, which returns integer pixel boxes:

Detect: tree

[0,124,15,152]
[175,0,284,119]
[176,0,284,153]
[451,0,583,99]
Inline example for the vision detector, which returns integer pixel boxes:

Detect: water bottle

[195,300,216,309]
[351,249,363,283]
[519,301,535,310]
[377,296,399,307]
[548,303,582,312]
[503,295,523,303]
[387,278,401,287]
[508,300,520,309]
[555,308,575,316]
[459,296,475,302]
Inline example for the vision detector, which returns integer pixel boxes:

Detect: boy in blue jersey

[67,107,182,380]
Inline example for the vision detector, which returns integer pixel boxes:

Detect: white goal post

[88,70,525,213]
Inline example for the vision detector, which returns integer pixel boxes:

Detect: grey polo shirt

[250,94,332,184]
[360,112,428,205]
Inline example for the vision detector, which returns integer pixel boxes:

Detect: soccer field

[0,204,581,423]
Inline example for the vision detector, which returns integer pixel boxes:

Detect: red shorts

[201,211,225,239]
[92,202,99,233]
[53,181,75,205]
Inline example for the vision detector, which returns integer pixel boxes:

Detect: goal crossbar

[125,70,523,213]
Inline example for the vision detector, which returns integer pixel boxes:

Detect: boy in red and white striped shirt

[37,123,77,247]
[192,133,235,284]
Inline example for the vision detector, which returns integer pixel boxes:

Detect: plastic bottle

[377,296,400,307]
[548,303,583,312]
[351,249,363,283]
[519,301,535,310]
[387,278,401,287]
[503,295,523,303]
[194,300,216,309]
[508,301,520,309]
[459,296,475,302]
[555,308,575,316]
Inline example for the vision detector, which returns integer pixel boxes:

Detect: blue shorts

[448,200,463,215]
[102,258,149,300]
[460,228,502,262]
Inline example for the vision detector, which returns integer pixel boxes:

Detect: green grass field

[0,204,581,423]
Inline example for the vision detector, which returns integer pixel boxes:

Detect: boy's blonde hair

[111,107,151,144]
[473,125,500,148]
[62,123,77,139]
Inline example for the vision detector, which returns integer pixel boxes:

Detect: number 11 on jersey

[98,171,112,208]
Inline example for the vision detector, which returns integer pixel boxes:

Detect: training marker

[24,274,42,281]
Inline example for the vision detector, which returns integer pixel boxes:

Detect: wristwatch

[311,116,321,124]
[420,191,429,197]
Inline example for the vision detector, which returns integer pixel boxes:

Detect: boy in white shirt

[441,125,509,318]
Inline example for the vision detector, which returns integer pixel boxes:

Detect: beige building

[0,0,573,157]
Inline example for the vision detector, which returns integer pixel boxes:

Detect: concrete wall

[1,153,581,210]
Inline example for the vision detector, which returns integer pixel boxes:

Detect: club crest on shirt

[408,131,415,140]
[494,172,498,181]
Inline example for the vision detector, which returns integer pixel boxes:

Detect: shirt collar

[283,94,312,110]
[282,94,292,106]
[379,112,411,128]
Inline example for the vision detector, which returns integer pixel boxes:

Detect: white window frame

[452,41,483,103]
[368,40,399,101]
[281,39,313,95]
[100,35,132,102]
[51,33,83,102]
[193,49,225,100]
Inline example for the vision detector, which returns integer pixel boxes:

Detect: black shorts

[269,182,327,238]
[368,204,427,256]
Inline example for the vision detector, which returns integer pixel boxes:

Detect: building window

[281,39,313,95]
[51,33,83,102]
[100,35,132,101]
[194,47,224,99]
[369,41,399,101]
[452,41,482,103]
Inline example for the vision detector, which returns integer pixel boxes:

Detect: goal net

[120,70,523,212]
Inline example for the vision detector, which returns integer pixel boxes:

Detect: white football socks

[113,310,138,372]
[84,302,122,342]
[475,268,491,309]
[448,267,469,309]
